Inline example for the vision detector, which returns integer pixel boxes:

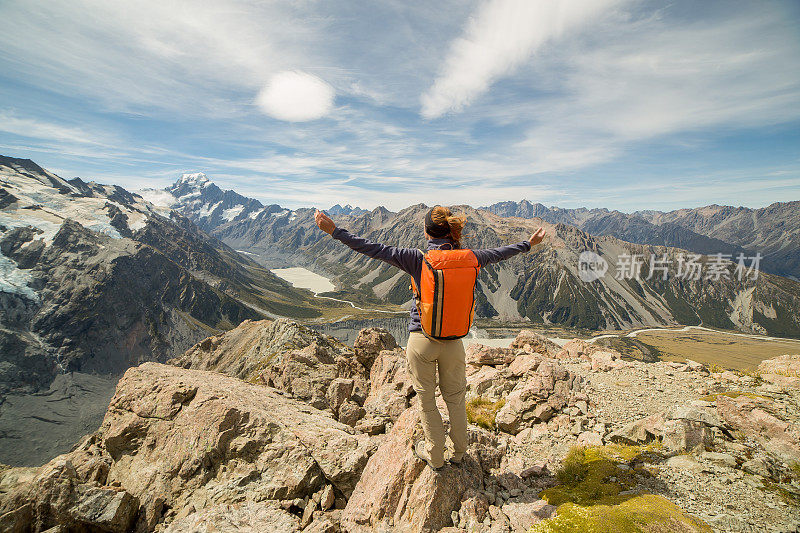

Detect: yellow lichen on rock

[531,494,712,533]
[535,445,709,532]
[466,397,505,429]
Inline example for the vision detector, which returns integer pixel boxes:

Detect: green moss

[531,494,712,533]
[700,391,769,402]
[535,445,709,532]
[543,446,643,506]
[466,397,505,429]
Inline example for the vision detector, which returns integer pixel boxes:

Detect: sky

[0,0,798,211]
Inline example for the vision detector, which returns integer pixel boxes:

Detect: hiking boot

[413,440,444,472]
[449,453,464,466]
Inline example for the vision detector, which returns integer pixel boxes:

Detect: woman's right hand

[529,227,546,247]
[315,209,336,235]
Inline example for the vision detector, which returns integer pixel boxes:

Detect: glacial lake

[271,267,336,294]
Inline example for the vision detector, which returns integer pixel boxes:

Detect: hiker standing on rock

[315,206,545,471]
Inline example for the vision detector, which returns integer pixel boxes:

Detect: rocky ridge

[1,320,798,532]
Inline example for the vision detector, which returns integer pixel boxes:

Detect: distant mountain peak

[177,173,211,187]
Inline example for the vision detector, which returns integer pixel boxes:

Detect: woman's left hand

[315,209,336,235]
[529,227,546,247]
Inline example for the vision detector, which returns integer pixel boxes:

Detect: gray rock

[741,458,772,478]
[319,485,335,512]
[165,501,299,532]
[701,452,737,469]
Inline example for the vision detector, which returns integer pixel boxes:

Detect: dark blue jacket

[331,228,531,332]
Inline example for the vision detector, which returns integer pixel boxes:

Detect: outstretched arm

[314,210,422,274]
[473,227,546,267]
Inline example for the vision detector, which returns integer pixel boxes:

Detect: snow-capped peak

[179,173,211,187]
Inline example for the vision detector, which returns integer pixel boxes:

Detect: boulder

[0,363,372,532]
[466,344,516,366]
[466,366,509,398]
[509,330,560,356]
[685,359,707,373]
[588,350,628,371]
[668,405,723,428]
[661,418,713,452]
[608,413,665,445]
[507,353,541,377]
[700,452,736,469]
[362,347,415,424]
[457,489,490,530]
[758,354,800,388]
[164,501,300,532]
[494,361,577,435]
[327,377,355,415]
[341,407,492,533]
[501,499,557,532]
[660,404,721,451]
[741,457,773,478]
[353,327,399,368]
[0,456,138,533]
[338,401,366,427]
[716,394,800,463]
[170,319,370,418]
[608,407,721,452]
[554,339,596,361]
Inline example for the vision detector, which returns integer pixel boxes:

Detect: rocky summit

[1,319,799,532]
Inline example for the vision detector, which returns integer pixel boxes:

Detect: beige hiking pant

[406,331,468,468]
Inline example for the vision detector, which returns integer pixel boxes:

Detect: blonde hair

[431,205,467,248]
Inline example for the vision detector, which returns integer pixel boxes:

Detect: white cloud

[256,71,335,122]
[512,8,800,165]
[421,0,626,118]
[0,111,109,146]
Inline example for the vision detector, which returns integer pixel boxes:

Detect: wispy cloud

[0,1,798,213]
[421,0,627,119]
[0,111,110,147]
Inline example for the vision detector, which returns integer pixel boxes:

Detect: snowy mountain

[328,204,369,217]
[0,156,321,396]
[139,173,285,232]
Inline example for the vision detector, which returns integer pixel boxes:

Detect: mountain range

[2,155,800,466]
[0,156,325,395]
[482,199,800,280]
[152,172,800,339]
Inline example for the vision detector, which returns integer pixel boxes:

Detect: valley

[1,156,799,481]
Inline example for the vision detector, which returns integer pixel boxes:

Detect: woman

[315,205,545,471]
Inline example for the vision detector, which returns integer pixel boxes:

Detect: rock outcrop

[0,363,371,532]
[4,322,800,533]
[555,339,630,371]
[171,319,373,423]
[360,341,416,431]
[758,354,800,388]
[464,331,583,436]
[341,407,495,533]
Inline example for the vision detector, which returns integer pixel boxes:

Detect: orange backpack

[411,249,480,340]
